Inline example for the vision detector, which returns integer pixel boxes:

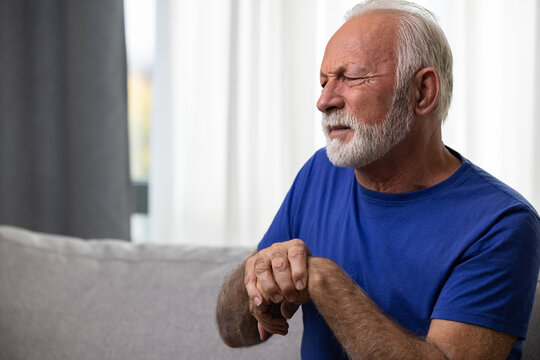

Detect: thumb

[258,322,271,341]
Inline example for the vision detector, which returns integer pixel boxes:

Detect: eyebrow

[320,64,370,78]
[320,65,346,78]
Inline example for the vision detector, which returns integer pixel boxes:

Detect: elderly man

[216,1,540,359]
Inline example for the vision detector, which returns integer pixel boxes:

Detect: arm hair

[216,261,265,347]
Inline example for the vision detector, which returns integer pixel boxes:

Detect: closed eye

[319,74,373,88]
[343,75,368,82]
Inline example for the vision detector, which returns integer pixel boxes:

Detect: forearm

[308,257,447,360]
[216,262,261,347]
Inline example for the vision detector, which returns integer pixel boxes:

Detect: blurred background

[1,0,539,246]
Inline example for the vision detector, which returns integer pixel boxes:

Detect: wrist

[305,257,341,301]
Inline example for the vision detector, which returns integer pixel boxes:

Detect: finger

[254,256,282,303]
[281,301,300,319]
[270,251,297,303]
[258,322,270,341]
[251,301,288,335]
[244,256,264,306]
[288,240,310,291]
[259,321,287,337]
[249,298,268,316]
[256,311,289,335]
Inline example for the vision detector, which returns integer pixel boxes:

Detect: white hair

[345,0,453,121]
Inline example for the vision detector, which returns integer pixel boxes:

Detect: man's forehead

[337,10,401,40]
[321,11,399,73]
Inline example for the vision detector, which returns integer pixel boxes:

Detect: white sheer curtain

[149,0,540,245]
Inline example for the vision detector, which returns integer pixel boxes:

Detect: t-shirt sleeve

[431,206,540,339]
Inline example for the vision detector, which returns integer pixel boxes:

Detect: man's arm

[216,261,261,347]
[244,239,309,338]
[306,256,516,360]
[216,254,294,347]
[216,264,261,347]
[247,239,517,358]
[217,240,311,347]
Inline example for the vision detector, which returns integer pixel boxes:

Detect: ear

[412,67,440,117]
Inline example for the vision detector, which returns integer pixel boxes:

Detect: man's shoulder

[462,158,538,218]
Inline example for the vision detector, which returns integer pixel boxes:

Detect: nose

[316,81,345,113]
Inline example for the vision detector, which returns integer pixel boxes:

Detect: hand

[249,299,290,340]
[245,239,311,305]
[249,293,309,341]
[244,239,311,339]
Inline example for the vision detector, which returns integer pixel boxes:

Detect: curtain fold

[0,0,131,239]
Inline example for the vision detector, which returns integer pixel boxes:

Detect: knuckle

[290,238,303,246]
[272,257,288,272]
[288,247,305,259]
[254,261,269,276]
[244,268,255,281]
[244,259,255,276]
[244,269,256,285]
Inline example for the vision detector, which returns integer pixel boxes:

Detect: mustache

[322,110,360,134]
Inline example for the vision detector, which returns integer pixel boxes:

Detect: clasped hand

[244,239,311,340]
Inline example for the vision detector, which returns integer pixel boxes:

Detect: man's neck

[353,129,461,194]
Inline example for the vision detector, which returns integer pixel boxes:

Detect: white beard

[322,82,414,169]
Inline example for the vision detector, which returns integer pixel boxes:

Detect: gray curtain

[0,0,131,240]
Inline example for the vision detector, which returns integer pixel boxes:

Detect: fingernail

[273,294,283,303]
[296,280,304,289]
[254,297,262,306]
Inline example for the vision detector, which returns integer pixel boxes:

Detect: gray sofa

[0,225,538,359]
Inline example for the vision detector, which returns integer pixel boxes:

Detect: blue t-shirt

[258,148,540,360]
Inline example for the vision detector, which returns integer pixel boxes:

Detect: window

[124,0,156,242]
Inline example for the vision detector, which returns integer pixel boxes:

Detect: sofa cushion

[0,226,302,360]
[523,279,540,359]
